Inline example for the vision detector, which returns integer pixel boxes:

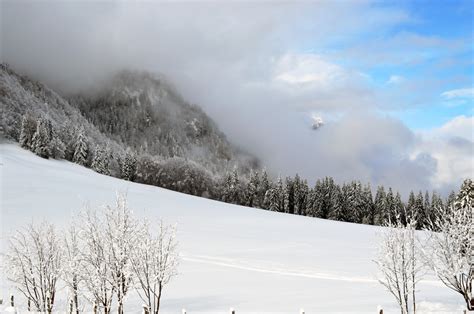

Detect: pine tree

[430,192,443,225]
[263,187,278,211]
[121,149,137,181]
[72,130,89,166]
[446,191,456,208]
[361,183,374,225]
[423,191,431,228]
[19,114,37,149]
[284,177,295,214]
[31,118,51,158]
[49,136,66,159]
[385,188,395,223]
[222,167,241,204]
[414,191,424,228]
[274,176,285,212]
[406,191,416,222]
[373,186,386,225]
[296,179,309,215]
[328,186,345,221]
[258,170,270,208]
[91,145,110,175]
[246,170,260,208]
[394,192,404,225]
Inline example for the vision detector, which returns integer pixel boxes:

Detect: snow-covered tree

[258,170,270,208]
[78,209,115,313]
[62,225,82,314]
[121,149,137,181]
[274,176,285,212]
[5,222,62,313]
[424,179,473,310]
[19,113,36,149]
[49,136,66,159]
[263,187,278,211]
[130,220,179,314]
[78,194,140,314]
[373,186,386,226]
[284,177,295,214]
[246,170,260,208]
[222,167,241,204]
[91,145,110,175]
[31,118,51,158]
[375,214,422,314]
[73,130,89,166]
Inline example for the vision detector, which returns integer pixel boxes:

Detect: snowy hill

[0,144,463,313]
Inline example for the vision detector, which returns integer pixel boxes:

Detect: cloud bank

[1,1,472,196]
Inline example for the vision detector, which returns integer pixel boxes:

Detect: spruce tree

[72,130,89,166]
[423,191,431,228]
[263,187,278,211]
[275,176,285,212]
[361,183,374,224]
[373,186,386,225]
[406,191,416,222]
[415,191,425,228]
[49,136,66,159]
[31,118,51,158]
[258,170,270,208]
[297,179,309,215]
[19,114,36,149]
[246,170,260,208]
[121,149,137,181]
[394,192,404,224]
[328,186,345,221]
[91,145,110,175]
[284,177,295,214]
[385,188,395,223]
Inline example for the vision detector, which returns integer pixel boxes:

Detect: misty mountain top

[0,64,258,177]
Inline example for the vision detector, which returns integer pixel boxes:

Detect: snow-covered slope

[0,144,463,313]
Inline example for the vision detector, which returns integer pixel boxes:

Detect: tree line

[18,113,455,229]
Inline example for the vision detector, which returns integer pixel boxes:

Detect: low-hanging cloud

[1,1,471,196]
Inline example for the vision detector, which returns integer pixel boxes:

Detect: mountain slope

[0,144,463,313]
[68,70,258,174]
[0,64,257,177]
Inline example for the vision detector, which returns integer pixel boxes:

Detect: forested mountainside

[68,70,258,174]
[0,64,258,180]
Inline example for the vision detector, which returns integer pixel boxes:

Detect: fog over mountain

[2,1,472,196]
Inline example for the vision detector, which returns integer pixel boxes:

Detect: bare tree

[78,194,141,314]
[5,222,62,313]
[78,209,115,314]
[62,225,82,314]
[424,179,473,311]
[103,195,140,314]
[130,220,179,314]
[374,214,423,314]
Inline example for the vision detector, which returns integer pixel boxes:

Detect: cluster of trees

[5,195,179,314]
[18,113,456,229]
[375,179,473,313]
[218,169,452,229]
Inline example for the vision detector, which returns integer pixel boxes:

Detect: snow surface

[0,144,465,313]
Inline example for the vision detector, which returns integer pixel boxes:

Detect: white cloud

[2,1,467,195]
[441,88,474,99]
[273,53,346,87]
[387,75,404,85]
[416,115,474,191]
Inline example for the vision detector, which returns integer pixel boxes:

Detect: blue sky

[340,0,473,130]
